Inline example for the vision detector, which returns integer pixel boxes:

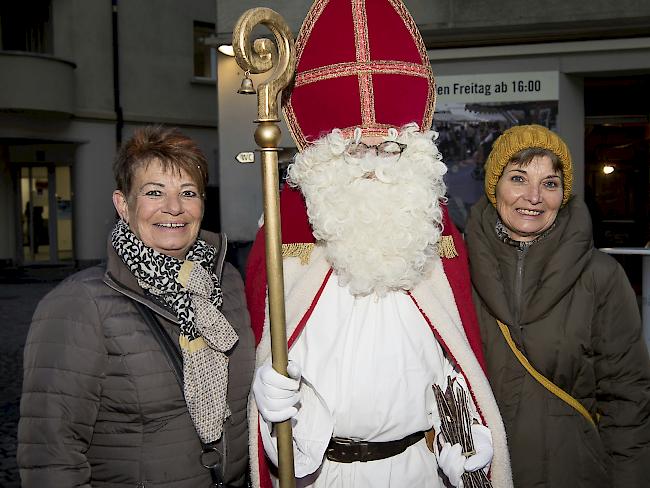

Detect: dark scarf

[495,216,555,250]
[111,219,238,443]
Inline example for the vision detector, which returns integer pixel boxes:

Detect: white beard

[287,124,448,296]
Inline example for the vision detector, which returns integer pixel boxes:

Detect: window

[193,21,216,79]
[0,0,52,54]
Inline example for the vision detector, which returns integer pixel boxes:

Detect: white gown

[260,274,473,487]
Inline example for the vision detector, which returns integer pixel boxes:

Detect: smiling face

[112,158,204,259]
[495,154,563,242]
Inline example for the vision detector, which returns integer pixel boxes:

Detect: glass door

[19,165,73,263]
[21,166,51,262]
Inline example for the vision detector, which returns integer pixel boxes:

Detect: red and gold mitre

[283,0,435,150]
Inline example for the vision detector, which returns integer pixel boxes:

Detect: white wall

[69,121,117,262]
[216,0,311,39]
[119,0,218,125]
[217,0,650,39]
[53,0,114,118]
[557,74,585,195]
[217,52,292,242]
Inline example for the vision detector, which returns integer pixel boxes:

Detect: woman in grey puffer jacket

[18,127,255,487]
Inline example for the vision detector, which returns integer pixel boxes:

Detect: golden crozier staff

[232,8,297,488]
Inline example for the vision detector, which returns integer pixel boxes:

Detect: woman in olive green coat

[465,124,650,488]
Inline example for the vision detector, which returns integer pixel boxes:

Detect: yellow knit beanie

[484,124,572,207]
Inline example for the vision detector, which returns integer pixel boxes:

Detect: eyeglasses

[344,141,407,162]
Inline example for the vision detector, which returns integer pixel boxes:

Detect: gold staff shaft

[233,8,296,488]
[260,144,295,487]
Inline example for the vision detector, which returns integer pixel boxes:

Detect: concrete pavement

[0,267,72,487]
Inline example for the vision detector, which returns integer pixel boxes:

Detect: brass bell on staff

[237,70,256,94]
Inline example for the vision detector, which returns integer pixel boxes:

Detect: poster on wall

[432,71,559,230]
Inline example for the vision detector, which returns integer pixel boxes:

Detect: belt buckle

[329,437,371,463]
[326,432,425,464]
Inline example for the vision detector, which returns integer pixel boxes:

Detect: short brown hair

[114,126,209,197]
[509,147,563,173]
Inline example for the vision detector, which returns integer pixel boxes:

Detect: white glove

[464,424,493,472]
[438,442,465,487]
[253,361,302,423]
[436,424,493,487]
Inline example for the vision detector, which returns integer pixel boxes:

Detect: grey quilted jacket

[18,231,255,487]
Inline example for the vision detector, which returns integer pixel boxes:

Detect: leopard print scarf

[111,219,238,443]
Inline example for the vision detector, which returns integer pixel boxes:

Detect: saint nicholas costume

[245,1,513,487]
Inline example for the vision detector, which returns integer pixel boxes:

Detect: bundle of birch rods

[433,379,493,488]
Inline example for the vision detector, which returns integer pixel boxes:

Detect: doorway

[584,75,650,297]
[19,165,73,264]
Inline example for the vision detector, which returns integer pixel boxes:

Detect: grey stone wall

[216,0,650,46]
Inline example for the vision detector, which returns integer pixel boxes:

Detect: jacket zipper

[514,246,528,331]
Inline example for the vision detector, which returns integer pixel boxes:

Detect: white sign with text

[435,71,559,102]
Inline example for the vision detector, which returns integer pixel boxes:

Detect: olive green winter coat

[18,231,255,487]
[466,196,650,488]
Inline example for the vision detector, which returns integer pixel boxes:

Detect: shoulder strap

[133,300,184,387]
[215,233,228,282]
[133,300,234,487]
[497,319,597,427]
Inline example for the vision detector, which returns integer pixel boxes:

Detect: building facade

[216,0,650,248]
[214,0,650,349]
[0,0,222,267]
[1,1,649,272]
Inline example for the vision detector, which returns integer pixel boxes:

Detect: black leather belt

[325,431,425,463]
